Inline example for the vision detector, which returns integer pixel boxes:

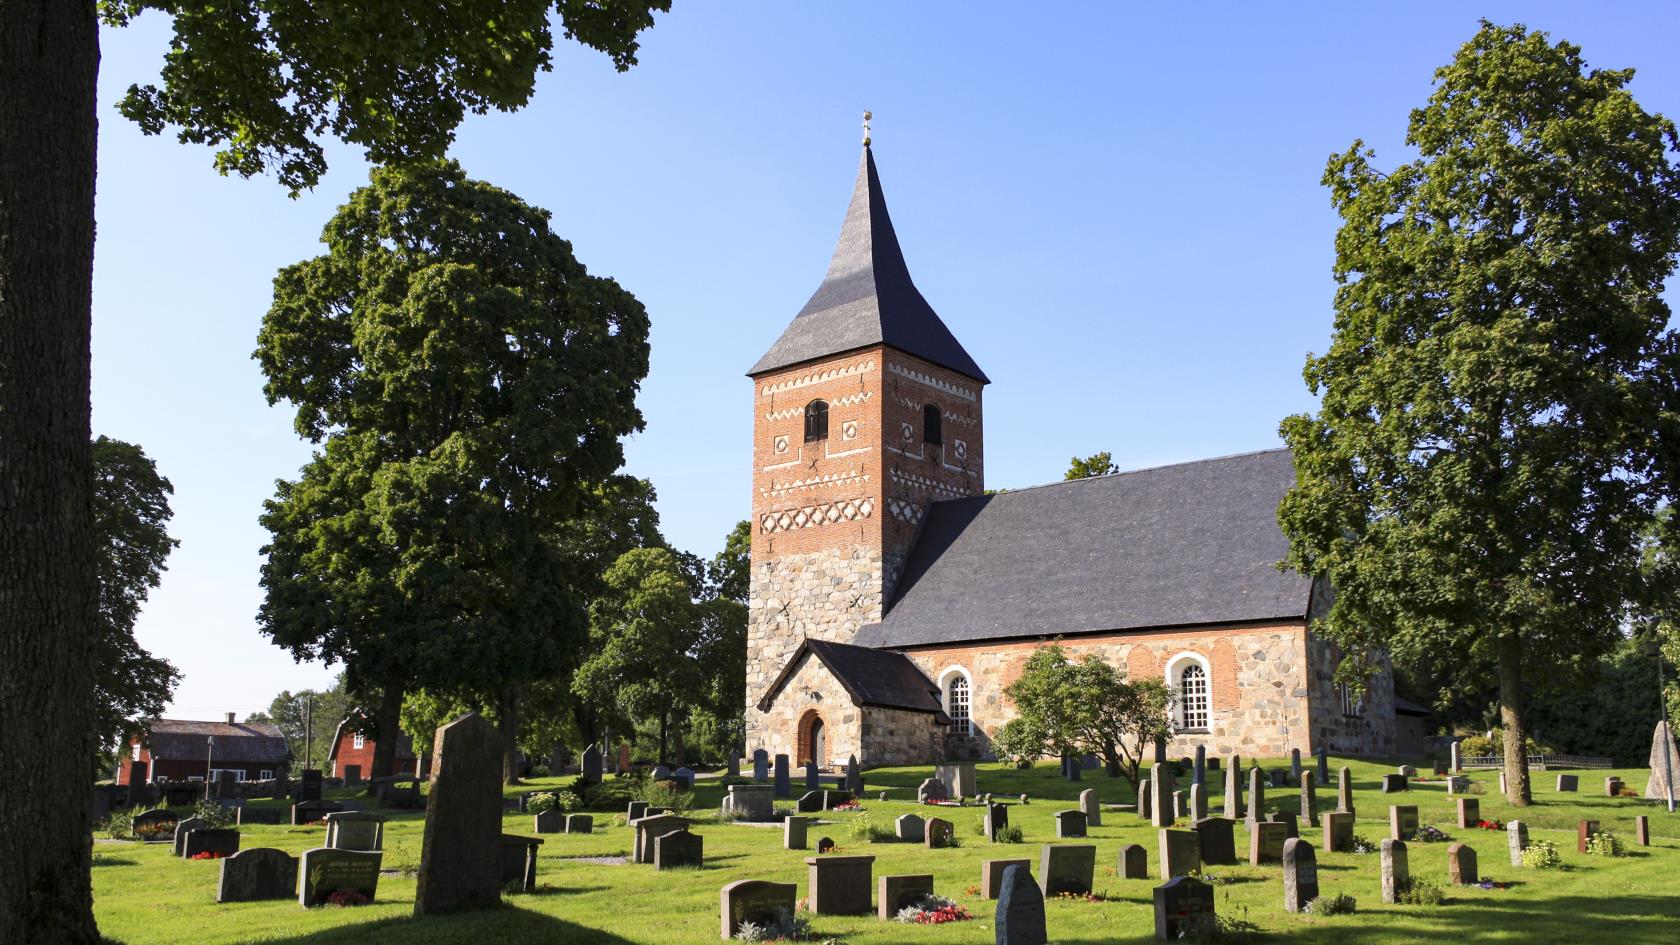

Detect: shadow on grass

[104,902,643,945]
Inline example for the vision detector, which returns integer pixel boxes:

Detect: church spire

[748,127,989,383]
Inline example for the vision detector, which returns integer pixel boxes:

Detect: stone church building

[744,142,1396,769]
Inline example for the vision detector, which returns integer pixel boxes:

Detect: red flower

[188,851,224,860]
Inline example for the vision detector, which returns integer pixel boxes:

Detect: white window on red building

[131,742,142,761]
[353,733,365,749]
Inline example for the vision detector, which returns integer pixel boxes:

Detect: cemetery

[90,753,1680,943]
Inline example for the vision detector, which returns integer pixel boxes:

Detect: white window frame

[938,665,974,737]
[353,733,365,750]
[131,742,142,761]
[1339,683,1366,718]
[1163,651,1213,732]
[258,769,274,781]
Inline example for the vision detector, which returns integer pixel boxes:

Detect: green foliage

[991,644,1174,788]
[993,824,1024,843]
[1278,22,1680,801]
[101,0,671,193]
[191,798,235,829]
[1522,839,1564,869]
[1395,878,1446,906]
[90,436,182,768]
[1456,731,1555,758]
[246,675,353,772]
[102,808,134,841]
[734,908,816,943]
[526,791,578,815]
[1585,831,1627,857]
[850,816,895,843]
[636,777,693,814]
[1306,892,1358,915]
[1064,452,1118,480]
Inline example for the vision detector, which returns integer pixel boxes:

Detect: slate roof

[757,638,947,718]
[854,448,1314,649]
[748,146,989,383]
[145,719,290,763]
[326,718,420,762]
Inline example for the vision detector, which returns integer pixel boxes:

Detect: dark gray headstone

[1268,809,1299,839]
[299,847,381,906]
[995,864,1047,945]
[654,829,704,869]
[1054,810,1086,839]
[720,880,797,940]
[172,816,207,857]
[773,754,791,798]
[783,815,807,850]
[1151,763,1176,828]
[896,813,925,843]
[499,834,542,892]
[565,813,593,834]
[414,712,505,915]
[581,744,603,782]
[1282,837,1318,913]
[984,803,1009,840]
[1119,843,1148,879]
[796,790,824,813]
[297,769,323,803]
[1290,748,1303,785]
[1193,816,1237,865]
[925,817,954,849]
[1038,843,1095,896]
[183,828,240,859]
[1159,828,1200,880]
[217,848,297,902]
[822,789,852,810]
[804,760,820,792]
[752,749,769,782]
[1153,876,1214,940]
[878,873,934,921]
[291,800,345,826]
[1381,773,1407,793]
[916,777,948,803]
[324,811,385,852]
[1193,746,1206,787]
[1247,767,1266,822]
[630,813,690,864]
[846,755,863,794]
[804,854,874,915]
[533,809,562,834]
[627,800,648,821]
[672,766,696,791]
[1556,774,1579,792]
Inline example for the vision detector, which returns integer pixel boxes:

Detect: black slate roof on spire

[748,147,989,383]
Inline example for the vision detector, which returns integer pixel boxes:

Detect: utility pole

[1660,648,1675,814]
[204,735,215,800]
[304,693,314,772]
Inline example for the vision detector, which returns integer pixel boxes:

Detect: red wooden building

[117,714,290,785]
[326,718,430,780]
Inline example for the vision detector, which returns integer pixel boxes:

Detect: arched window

[804,400,829,442]
[946,674,971,736]
[922,404,943,446]
[1178,663,1208,730]
[1339,684,1365,718]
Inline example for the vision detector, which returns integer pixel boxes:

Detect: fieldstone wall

[1305,631,1398,758]
[861,706,944,767]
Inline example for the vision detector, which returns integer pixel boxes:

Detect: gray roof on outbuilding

[854,448,1313,649]
[145,719,290,764]
[757,638,948,718]
[748,146,989,383]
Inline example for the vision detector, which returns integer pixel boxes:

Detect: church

[743,137,1397,769]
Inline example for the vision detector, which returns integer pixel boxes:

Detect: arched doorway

[796,709,827,767]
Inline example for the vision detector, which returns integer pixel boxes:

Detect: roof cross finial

[862,109,872,148]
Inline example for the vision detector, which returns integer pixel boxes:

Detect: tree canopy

[1278,22,1680,805]
[1065,452,1118,480]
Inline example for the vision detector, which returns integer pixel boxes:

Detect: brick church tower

[743,137,989,748]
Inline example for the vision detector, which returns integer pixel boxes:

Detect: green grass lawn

[93,757,1680,944]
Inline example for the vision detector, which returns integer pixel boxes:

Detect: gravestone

[1119,843,1149,879]
[655,829,704,869]
[805,854,874,915]
[983,858,1032,898]
[1381,773,1407,793]
[1447,775,1470,794]
[533,810,562,834]
[1556,774,1579,792]
[1062,755,1081,781]
[499,834,542,892]
[133,809,178,843]
[182,828,240,859]
[822,789,852,810]
[1398,764,1417,778]
[877,873,934,921]
[752,749,769,782]
[1152,763,1176,828]
[653,764,672,782]
[719,784,769,818]
[1605,776,1623,797]
[1316,746,1330,784]
[1337,766,1355,816]
[565,814,593,834]
[720,879,796,940]
[1267,809,1299,840]
[291,800,345,826]
[995,864,1047,945]
[936,763,977,798]
[1189,783,1208,822]
[1079,788,1101,827]
[1137,778,1153,821]
[581,744,603,783]
[1193,745,1206,786]
[796,791,824,814]
[783,815,808,850]
[630,814,690,864]
[1194,817,1237,865]
[673,767,696,791]
[414,712,507,916]
[1635,815,1650,846]
[1380,839,1408,904]
[323,811,385,852]
[984,803,1008,841]
[1224,761,1243,819]
[804,760,819,791]
[1299,771,1317,827]
[1389,805,1419,841]
[896,813,926,843]
[1249,820,1287,865]
[548,744,566,778]
[1646,722,1679,801]
[1449,740,1462,772]
[1269,768,1288,788]
[1054,810,1087,839]
[729,752,741,779]
[1499,771,1507,795]
[846,755,863,794]
[627,800,649,821]
[298,847,381,907]
[916,777,948,803]
[1208,757,1221,771]
[1447,842,1477,885]
[1507,820,1529,866]
[217,848,297,903]
[773,754,791,798]
[1456,797,1480,829]
[617,743,631,774]
[376,776,423,810]
[1575,819,1601,854]
[172,816,207,857]
[1246,767,1265,823]
[236,807,284,826]
[1038,843,1096,896]
[925,817,954,849]
[296,769,323,803]
[1153,876,1214,942]
[1282,837,1318,913]
[1158,828,1200,880]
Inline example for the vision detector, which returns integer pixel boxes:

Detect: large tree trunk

[498,684,523,785]
[1497,634,1532,806]
[0,3,102,943]
[368,686,404,790]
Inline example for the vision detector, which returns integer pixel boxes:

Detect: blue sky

[92,3,1680,720]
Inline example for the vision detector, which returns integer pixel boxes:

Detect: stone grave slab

[1249,820,1287,865]
[805,854,874,915]
[1321,811,1354,853]
[1193,817,1236,865]
[172,816,207,857]
[1119,843,1149,879]
[565,813,593,834]
[291,800,345,827]
[499,834,542,892]
[324,811,385,852]
[773,754,791,798]
[1158,828,1200,880]
[1389,805,1419,841]
[217,848,297,903]
[795,791,825,814]
[133,809,179,844]
[630,814,690,864]
[183,828,240,859]
[1038,843,1096,896]
[995,864,1046,945]
[533,810,562,834]
[877,873,934,921]
[414,712,508,915]
[1507,820,1529,866]
[1380,839,1408,904]
[1456,797,1480,829]
[720,879,796,940]
[1380,773,1407,793]
[784,815,808,850]
[916,777,948,803]
[925,817,954,849]
[984,803,1009,840]
[1576,819,1600,854]
[1556,774,1579,792]
[299,847,381,907]
[1153,876,1215,941]
[655,829,704,869]
[1282,837,1318,913]
[1447,843,1477,885]
[1054,809,1087,838]
[896,813,925,843]
[1079,788,1101,827]
[1636,815,1650,846]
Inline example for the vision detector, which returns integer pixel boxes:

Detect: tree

[90,436,182,774]
[1065,452,1118,480]
[257,161,651,785]
[1278,22,1680,807]
[991,644,1174,790]
[246,676,353,773]
[2,4,665,939]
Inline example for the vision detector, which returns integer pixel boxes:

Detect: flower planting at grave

[1305,893,1358,915]
[324,889,370,907]
[894,895,972,924]
[527,791,579,814]
[1351,834,1379,854]
[132,819,174,842]
[1521,839,1564,870]
[187,851,226,860]
[1414,825,1451,843]
[1475,819,1505,830]
[1051,890,1110,903]
[1585,831,1627,857]
[830,800,861,812]
[1393,879,1445,906]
